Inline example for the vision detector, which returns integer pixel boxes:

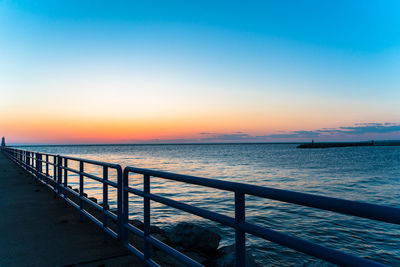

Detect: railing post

[29,152,32,168]
[57,155,62,196]
[64,158,68,203]
[26,151,30,167]
[45,154,49,187]
[36,153,42,181]
[103,166,109,241]
[79,161,84,221]
[117,166,123,240]
[32,152,36,174]
[235,190,246,267]
[121,169,129,244]
[143,174,151,263]
[53,155,57,198]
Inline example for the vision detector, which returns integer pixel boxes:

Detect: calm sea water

[20,144,400,266]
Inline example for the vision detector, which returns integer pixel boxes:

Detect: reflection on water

[22,144,400,266]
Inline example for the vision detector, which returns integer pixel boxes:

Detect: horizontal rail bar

[62,186,118,219]
[82,209,104,228]
[65,197,80,210]
[59,166,119,187]
[241,222,386,267]
[82,171,118,187]
[125,222,145,238]
[64,186,81,198]
[64,194,118,239]
[61,155,121,168]
[104,209,118,221]
[124,186,144,197]
[148,193,235,227]
[104,227,118,239]
[125,167,400,225]
[123,222,203,267]
[147,235,203,267]
[125,243,145,261]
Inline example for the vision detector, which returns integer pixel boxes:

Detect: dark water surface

[21,144,400,266]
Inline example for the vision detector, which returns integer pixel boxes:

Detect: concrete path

[0,152,142,267]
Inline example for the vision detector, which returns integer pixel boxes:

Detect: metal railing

[2,147,123,240]
[2,146,400,267]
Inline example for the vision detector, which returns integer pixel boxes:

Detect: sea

[19,143,400,266]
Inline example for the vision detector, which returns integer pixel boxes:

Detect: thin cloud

[123,122,400,143]
[338,124,400,134]
[200,122,400,141]
[263,123,400,139]
[263,131,321,139]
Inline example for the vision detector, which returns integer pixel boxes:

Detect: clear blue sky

[1,0,399,143]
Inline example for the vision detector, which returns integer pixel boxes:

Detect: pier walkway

[0,153,141,267]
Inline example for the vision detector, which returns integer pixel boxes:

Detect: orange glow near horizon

[1,113,276,143]
[3,108,395,144]
[0,106,317,143]
[2,87,399,144]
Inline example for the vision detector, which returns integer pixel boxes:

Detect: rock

[210,244,259,267]
[100,203,110,210]
[174,246,185,252]
[167,222,221,254]
[152,232,169,243]
[129,219,144,230]
[150,225,165,235]
[71,188,87,198]
[128,220,165,234]
[88,197,97,203]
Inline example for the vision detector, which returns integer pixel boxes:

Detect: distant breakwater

[297,140,400,148]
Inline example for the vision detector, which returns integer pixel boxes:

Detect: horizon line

[7,139,400,147]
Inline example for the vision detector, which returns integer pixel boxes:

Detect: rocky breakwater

[130,221,258,267]
[65,193,257,266]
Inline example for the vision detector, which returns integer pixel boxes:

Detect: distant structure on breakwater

[297,140,400,148]
[1,137,5,147]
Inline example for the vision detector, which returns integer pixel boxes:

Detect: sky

[1,0,399,144]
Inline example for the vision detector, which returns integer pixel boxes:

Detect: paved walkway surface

[0,152,142,267]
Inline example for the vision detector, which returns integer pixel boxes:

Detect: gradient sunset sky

[1,1,399,144]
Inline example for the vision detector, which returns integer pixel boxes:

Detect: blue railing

[2,147,123,240]
[2,146,399,267]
